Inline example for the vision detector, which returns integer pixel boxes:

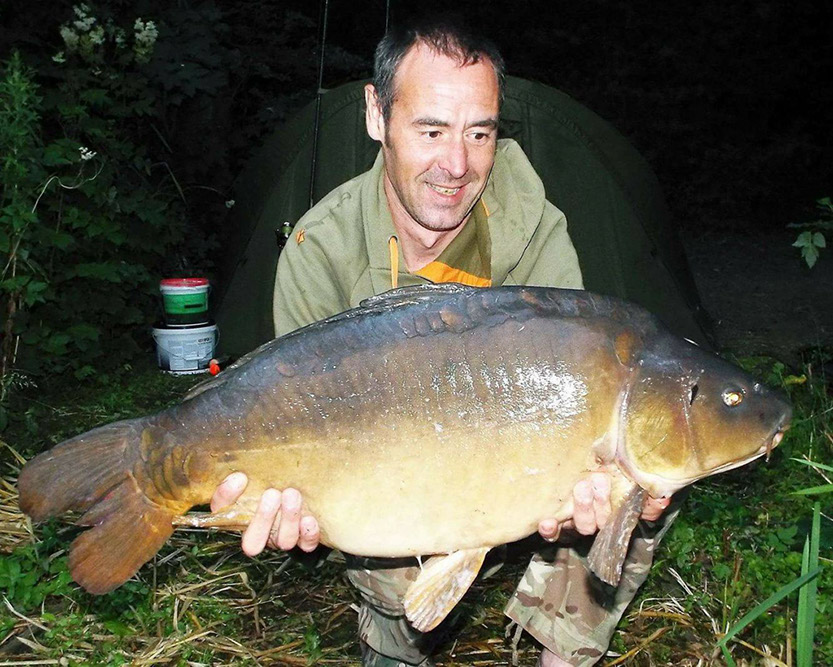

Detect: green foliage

[0,525,73,614]
[715,504,822,667]
[0,24,167,385]
[303,620,323,664]
[0,52,44,403]
[797,503,821,667]
[0,2,370,423]
[0,4,234,425]
[791,196,833,268]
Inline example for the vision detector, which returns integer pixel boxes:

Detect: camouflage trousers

[346,500,681,667]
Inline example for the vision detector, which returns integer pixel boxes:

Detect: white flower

[225,200,236,209]
[135,19,158,45]
[73,16,96,32]
[89,25,105,45]
[133,17,159,62]
[60,25,79,50]
[79,146,97,161]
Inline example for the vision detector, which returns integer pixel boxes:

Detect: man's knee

[357,603,437,666]
[345,557,420,614]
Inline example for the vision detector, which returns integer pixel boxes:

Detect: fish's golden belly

[229,418,599,556]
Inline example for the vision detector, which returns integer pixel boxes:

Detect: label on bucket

[154,325,217,374]
[163,292,208,314]
[160,279,210,326]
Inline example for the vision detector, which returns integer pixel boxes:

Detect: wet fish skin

[18,284,791,603]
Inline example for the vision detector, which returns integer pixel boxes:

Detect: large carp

[19,285,790,631]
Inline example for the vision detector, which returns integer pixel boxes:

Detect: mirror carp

[18,285,791,631]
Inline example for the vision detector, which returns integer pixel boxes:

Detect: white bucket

[152,324,218,374]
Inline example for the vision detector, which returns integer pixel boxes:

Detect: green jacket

[273,139,583,336]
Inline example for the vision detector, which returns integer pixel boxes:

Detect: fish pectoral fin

[403,547,490,633]
[172,505,258,532]
[587,484,647,586]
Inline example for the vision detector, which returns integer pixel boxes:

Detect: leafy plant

[716,504,822,667]
[0,5,221,425]
[0,52,44,402]
[791,196,832,268]
[303,620,323,663]
[0,523,74,616]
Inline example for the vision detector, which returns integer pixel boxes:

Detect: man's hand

[210,472,320,556]
[537,472,671,542]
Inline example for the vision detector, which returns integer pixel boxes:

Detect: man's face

[365,44,500,233]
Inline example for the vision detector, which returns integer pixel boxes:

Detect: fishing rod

[307,0,391,210]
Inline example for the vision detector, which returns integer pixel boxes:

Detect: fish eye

[722,388,744,407]
[689,383,699,405]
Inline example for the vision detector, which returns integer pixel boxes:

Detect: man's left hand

[537,472,671,542]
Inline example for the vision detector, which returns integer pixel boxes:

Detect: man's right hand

[210,472,321,556]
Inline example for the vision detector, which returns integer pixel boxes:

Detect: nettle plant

[791,197,831,268]
[0,5,189,410]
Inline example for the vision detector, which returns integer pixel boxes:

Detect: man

[212,19,672,667]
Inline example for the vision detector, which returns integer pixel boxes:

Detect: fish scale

[18,284,790,630]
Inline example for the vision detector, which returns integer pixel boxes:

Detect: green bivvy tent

[214,76,709,356]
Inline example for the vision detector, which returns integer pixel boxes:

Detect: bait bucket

[159,278,210,326]
[152,323,218,374]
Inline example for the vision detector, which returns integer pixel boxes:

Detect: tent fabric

[215,76,709,357]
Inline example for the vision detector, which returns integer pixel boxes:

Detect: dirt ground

[681,227,833,366]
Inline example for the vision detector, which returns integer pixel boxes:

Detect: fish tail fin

[19,419,144,520]
[70,476,174,594]
[18,419,175,593]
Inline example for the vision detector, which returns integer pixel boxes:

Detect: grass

[0,355,830,665]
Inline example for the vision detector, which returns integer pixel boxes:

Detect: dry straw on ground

[0,444,32,554]
[0,455,793,666]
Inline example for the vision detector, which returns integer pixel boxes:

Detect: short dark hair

[372,17,505,123]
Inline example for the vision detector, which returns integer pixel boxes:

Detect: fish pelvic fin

[172,505,256,531]
[70,475,175,594]
[587,484,647,586]
[403,547,490,632]
[18,418,178,594]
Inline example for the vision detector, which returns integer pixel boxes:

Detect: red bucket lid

[160,278,209,287]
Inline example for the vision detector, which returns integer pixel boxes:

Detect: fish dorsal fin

[403,547,490,632]
[182,337,281,400]
[586,484,647,586]
[276,285,481,350]
[185,286,476,401]
[359,283,475,311]
[272,284,480,342]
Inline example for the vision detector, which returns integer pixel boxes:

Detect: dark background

[4,0,831,238]
[3,0,833,364]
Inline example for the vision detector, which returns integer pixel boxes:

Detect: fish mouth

[764,417,790,462]
[693,417,790,479]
